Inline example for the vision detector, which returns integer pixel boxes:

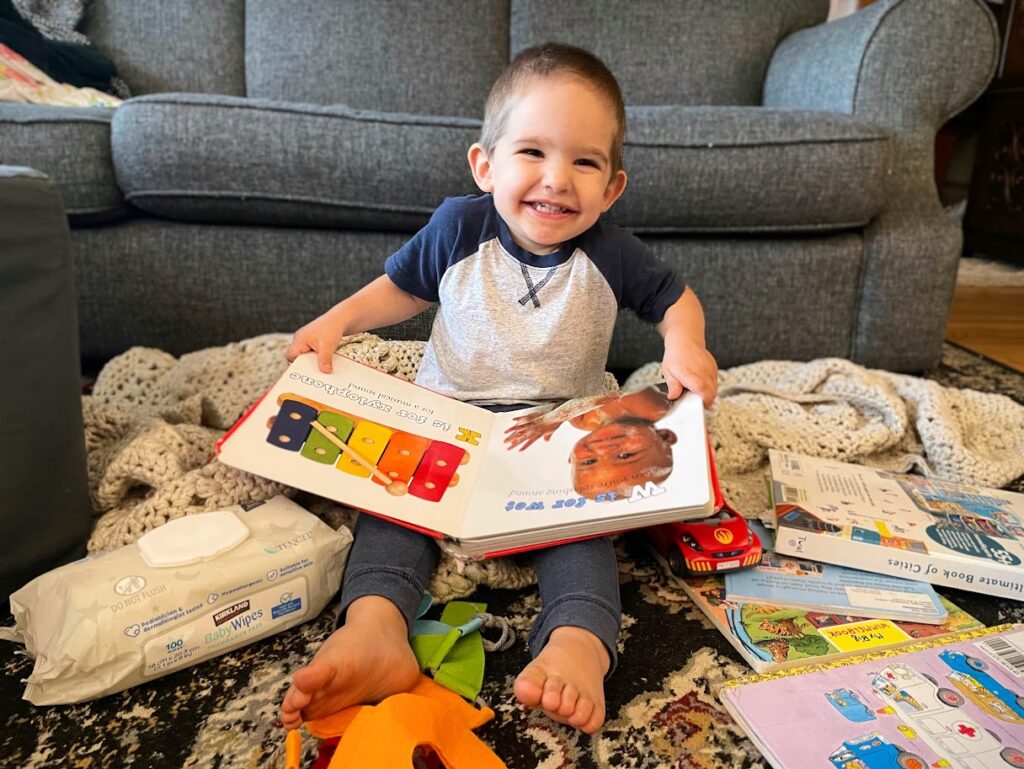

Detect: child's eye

[575,159,600,168]
[617,452,637,460]
[579,458,597,466]
[519,148,543,157]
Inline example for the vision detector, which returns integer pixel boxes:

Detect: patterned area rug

[2,343,1022,769]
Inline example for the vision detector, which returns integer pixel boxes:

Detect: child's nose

[542,161,570,192]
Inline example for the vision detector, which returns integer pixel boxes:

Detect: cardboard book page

[218,354,712,546]
[218,354,494,538]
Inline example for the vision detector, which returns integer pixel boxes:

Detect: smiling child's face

[467,75,627,255]
[571,420,675,500]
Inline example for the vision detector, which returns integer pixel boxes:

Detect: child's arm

[656,287,718,407]
[286,275,432,373]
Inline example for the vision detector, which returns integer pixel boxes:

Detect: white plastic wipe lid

[137,510,251,567]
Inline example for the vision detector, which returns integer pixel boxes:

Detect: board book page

[218,353,713,553]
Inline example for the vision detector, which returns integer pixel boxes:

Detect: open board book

[217,353,715,559]
[770,450,1024,601]
[720,624,1024,769]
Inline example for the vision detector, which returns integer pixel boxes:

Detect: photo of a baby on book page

[504,385,677,500]
[460,385,710,541]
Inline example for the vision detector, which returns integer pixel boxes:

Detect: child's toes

[556,683,579,718]
[540,675,566,712]
[569,696,597,731]
[513,666,546,707]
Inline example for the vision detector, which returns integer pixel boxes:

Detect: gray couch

[1,0,999,373]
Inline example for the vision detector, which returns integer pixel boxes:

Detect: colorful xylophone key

[373,431,432,487]
[300,411,355,464]
[409,441,466,502]
[267,399,318,451]
[337,420,393,477]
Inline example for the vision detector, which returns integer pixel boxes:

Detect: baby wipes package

[2,495,352,705]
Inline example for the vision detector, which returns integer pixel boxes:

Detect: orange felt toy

[284,675,506,769]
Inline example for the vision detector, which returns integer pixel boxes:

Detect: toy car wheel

[967,655,989,671]
[896,751,927,769]
[1000,747,1024,766]
[668,547,687,577]
[938,688,964,707]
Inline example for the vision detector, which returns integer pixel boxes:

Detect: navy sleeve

[384,197,465,302]
[581,221,685,324]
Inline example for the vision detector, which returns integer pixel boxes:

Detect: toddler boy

[281,42,717,735]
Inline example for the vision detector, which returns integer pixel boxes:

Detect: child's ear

[602,169,627,211]
[656,428,677,446]
[468,143,494,193]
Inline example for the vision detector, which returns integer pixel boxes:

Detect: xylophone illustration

[266,393,468,502]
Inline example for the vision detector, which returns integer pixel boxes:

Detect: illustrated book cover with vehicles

[217,352,715,559]
[720,624,1024,769]
[769,450,1024,601]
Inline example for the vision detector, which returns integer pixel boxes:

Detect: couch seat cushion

[0,103,125,221]
[618,106,891,232]
[112,96,890,233]
[111,94,481,230]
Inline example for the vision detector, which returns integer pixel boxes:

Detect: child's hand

[661,340,718,408]
[286,309,347,373]
[503,404,559,451]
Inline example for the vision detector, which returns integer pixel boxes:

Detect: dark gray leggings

[338,512,622,671]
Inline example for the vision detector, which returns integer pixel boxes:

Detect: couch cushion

[511,0,829,106]
[112,94,481,230]
[80,0,246,96]
[112,96,890,234]
[0,103,125,221]
[618,107,891,231]
[245,0,508,117]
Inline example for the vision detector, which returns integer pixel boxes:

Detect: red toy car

[648,504,763,576]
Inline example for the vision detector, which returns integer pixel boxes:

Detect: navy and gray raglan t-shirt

[384,194,684,405]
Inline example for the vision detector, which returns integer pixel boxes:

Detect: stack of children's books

[678,448,1024,768]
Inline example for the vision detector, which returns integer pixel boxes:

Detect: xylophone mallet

[308,420,409,496]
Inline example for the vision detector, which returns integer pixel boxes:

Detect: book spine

[774,526,1024,600]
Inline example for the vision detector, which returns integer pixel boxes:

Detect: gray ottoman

[0,166,90,602]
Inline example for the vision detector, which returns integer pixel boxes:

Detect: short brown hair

[480,43,626,176]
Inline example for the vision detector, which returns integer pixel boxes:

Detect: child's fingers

[285,337,309,361]
[662,371,684,400]
[317,345,334,373]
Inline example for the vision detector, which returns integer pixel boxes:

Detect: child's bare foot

[513,625,610,734]
[279,596,419,729]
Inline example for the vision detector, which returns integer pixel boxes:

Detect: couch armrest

[764,0,998,133]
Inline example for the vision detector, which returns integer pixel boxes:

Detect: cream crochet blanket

[85,334,1024,601]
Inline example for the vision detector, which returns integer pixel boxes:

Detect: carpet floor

[2,343,1023,769]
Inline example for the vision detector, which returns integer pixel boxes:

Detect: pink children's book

[217,352,715,559]
[719,623,1024,769]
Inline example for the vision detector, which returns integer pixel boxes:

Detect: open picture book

[217,353,715,559]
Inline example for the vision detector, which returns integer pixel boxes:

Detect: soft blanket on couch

[83,333,1024,602]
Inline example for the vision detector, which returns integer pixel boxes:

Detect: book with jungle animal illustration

[217,352,714,559]
[769,450,1024,600]
[719,624,1024,769]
